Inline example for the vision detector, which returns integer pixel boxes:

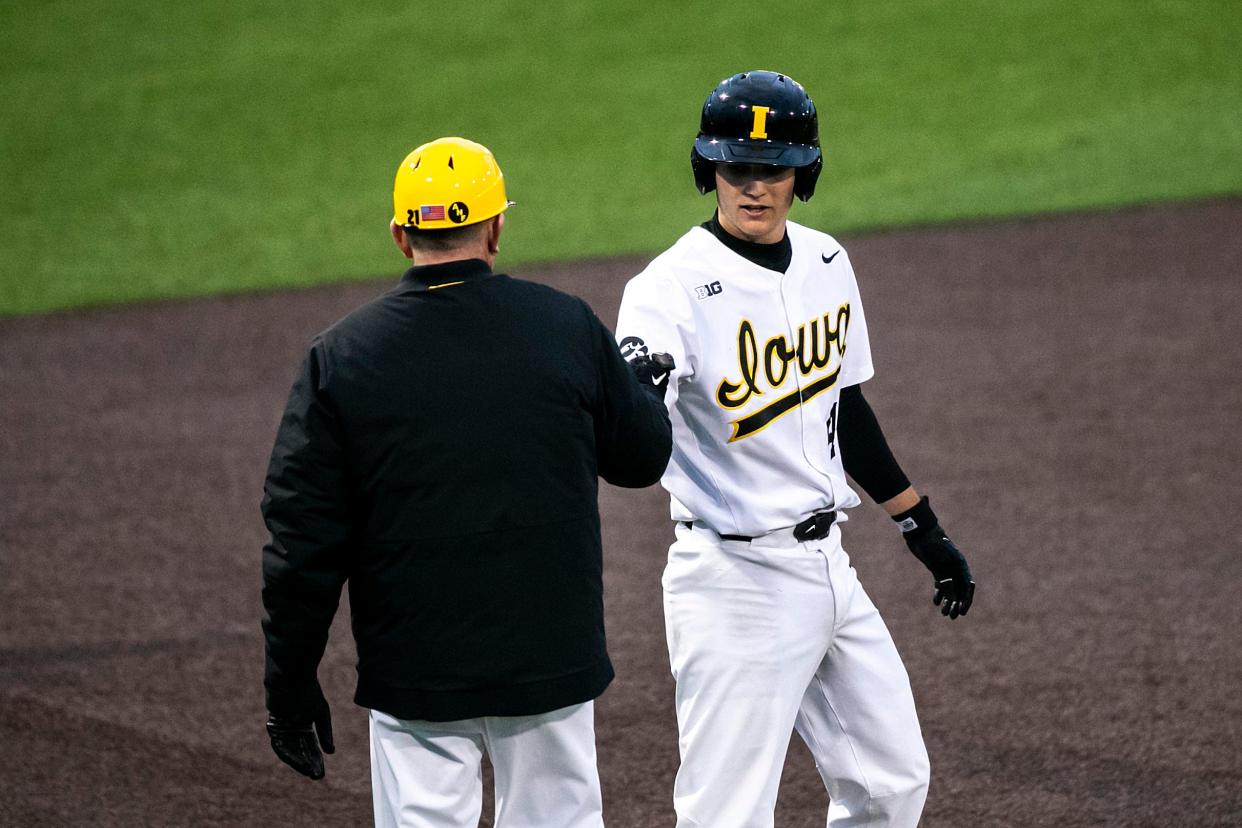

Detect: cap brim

[694,136,819,167]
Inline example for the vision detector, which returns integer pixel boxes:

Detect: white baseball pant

[663,521,930,827]
[369,701,604,828]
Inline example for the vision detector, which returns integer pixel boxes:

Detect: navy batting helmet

[691,70,823,202]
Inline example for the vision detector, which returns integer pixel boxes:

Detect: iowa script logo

[716,303,851,441]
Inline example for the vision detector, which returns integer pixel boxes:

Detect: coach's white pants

[663,522,930,828]
[369,701,604,828]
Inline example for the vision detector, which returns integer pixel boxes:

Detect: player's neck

[703,212,792,274]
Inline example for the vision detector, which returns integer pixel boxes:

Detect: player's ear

[487,213,504,256]
[390,220,414,259]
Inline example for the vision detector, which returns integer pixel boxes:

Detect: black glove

[266,682,334,780]
[630,352,676,400]
[893,496,975,619]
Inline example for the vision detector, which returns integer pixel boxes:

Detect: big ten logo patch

[695,281,723,300]
[618,336,649,361]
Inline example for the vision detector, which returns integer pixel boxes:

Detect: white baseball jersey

[616,220,874,537]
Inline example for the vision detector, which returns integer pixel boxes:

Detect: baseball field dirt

[2,198,1240,826]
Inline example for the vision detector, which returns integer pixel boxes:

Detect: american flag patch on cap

[420,204,446,221]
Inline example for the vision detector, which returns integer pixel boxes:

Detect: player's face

[714,164,796,245]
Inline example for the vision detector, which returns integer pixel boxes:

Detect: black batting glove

[893,496,975,620]
[630,352,676,400]
[266,682,334,780]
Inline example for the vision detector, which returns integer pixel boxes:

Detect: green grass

[2,0,1240,315]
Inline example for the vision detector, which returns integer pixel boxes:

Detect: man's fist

[266,684,334,779]
[893,496,975,619]
[630,352,676,399]
[908,530,974,619]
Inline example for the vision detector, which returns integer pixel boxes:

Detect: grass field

[2,0,1240,315]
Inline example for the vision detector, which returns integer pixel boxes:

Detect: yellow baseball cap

[393,137,511,230]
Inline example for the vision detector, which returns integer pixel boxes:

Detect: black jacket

[261,259,672,722]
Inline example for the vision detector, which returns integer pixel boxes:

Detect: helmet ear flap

[691,150,717,194]
[793,154,823,202]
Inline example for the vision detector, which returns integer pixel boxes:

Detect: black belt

[681,510,837,543]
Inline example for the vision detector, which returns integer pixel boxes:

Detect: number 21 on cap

[749,106,770,139]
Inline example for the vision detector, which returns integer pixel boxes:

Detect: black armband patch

[893,495,939,539]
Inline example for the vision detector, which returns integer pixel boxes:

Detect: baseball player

[616,71,976,827]
[261,137,672,826]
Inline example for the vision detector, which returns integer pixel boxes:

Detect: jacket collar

[400,259,494,291]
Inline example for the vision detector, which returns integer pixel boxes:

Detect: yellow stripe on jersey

[727,367,840,442]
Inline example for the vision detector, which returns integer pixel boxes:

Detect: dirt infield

[2,198,1240,827]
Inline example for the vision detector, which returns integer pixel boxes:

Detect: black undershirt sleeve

[838,384,911,504]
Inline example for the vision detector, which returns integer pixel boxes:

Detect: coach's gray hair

[402,222,488,253]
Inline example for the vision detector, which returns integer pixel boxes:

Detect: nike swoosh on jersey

[821,250,840,264]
